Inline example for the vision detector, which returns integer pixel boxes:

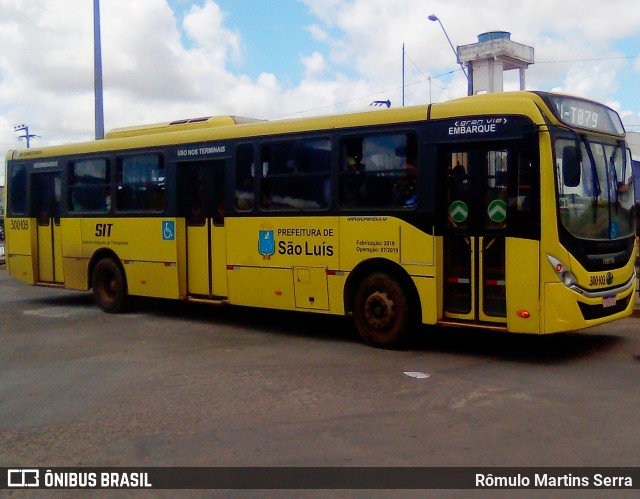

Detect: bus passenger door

[442,146,508,324]
[181,160,227,298]
[31,172,64,284]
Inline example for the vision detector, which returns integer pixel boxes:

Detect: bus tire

[353,272,412,348]
[92,258,128,313]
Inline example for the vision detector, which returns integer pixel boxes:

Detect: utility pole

[402,43,405,107]
[94,0,105,139]
[14,124,39,148]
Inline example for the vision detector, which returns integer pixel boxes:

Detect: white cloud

[302,52,327,78]
[182,1,242,64]
[306,24,329,43]
[553,63,620,101]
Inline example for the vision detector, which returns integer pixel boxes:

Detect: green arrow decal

[449,200,469,223]
[487,199,507,223]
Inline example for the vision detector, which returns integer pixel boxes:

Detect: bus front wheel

[92,258,128,313]
[353,272,412,348]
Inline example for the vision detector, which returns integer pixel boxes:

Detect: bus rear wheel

[353,272,412,348]
[92,258,128,313]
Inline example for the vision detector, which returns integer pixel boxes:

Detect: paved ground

[0,267,639,495]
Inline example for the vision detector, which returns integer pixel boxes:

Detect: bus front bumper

[543,278,636,334]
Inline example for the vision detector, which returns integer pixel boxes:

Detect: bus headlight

[547,255,577,289]
[560,270,577,287]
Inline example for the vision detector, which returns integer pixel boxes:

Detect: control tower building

[457,31,534,95]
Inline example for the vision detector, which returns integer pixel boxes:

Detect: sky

[1,0,640,185]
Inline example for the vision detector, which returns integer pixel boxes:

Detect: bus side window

[8,165,28,216]
[510,141,540,238]
[116,154,165,212]
[340,133,417,209]
[340,139,365,206]
[516,151,533,212]
[260,138,331,210]
[68,159,110,213]
[235,144,255,211]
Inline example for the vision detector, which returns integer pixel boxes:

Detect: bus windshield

[556,136,635,241]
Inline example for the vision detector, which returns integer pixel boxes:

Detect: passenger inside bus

[450,162,468,190]
[341,154,365,206]
[392,163,417,208]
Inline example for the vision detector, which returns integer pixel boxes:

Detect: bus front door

[181,160,227,298]
[31,172,64,284]
[442,147,508,324]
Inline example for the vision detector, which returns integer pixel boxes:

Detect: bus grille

[577,295,632,321]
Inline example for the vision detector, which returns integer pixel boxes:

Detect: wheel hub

[364,291,396,329]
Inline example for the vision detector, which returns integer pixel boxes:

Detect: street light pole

[402,43,405,107]
[428,14,471,94]
[94,0,105,140]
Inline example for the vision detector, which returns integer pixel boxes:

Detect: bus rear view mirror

[562,145,581,187]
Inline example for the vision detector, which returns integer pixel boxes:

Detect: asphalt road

[1,266,639,475]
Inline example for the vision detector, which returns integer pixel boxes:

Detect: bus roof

[7,104,431,160]
[7,91,618,162]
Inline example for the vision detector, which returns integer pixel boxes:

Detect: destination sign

[542,94,625,136]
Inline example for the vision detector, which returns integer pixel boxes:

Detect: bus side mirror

[562,146,581,187]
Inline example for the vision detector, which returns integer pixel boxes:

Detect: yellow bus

[4,91,637,347]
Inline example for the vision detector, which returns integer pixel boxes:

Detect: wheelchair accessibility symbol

[162,221,175,241]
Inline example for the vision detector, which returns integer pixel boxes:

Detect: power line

[404,50,430,80]
[404,47,462,88]
[272,88,400,119]
[537,55,637,64]
[275,66,467,119]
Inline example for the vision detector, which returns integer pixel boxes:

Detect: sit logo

[259,230,275,259]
